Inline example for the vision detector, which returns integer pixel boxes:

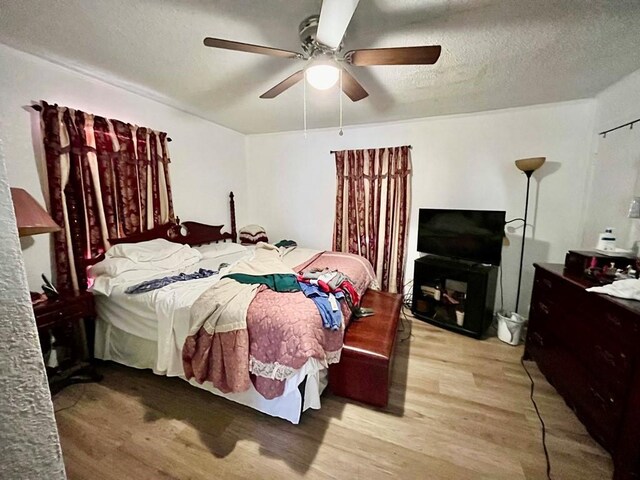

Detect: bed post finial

[229,191,237,243]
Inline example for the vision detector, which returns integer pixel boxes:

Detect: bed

[89,193,377,423]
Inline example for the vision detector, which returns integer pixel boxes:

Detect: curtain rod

[29,104,172,142]
[329,145,412,154]
[599,118,640,138]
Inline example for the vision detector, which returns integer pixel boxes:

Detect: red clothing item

[339,280,359,305]
[317,279,331,293]
[296,275,331,293]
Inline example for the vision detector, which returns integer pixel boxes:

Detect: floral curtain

[332,146,412,293]
[40,101,174,292]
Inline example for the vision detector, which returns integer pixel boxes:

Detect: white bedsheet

[95,320,327,423]
[93,244,325,423]
[94,252,248,372]
[94,246,322,373]
[94,290,158,341]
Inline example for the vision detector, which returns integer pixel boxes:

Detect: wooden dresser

[525,263,640,480]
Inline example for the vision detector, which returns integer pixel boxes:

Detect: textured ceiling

[1,0,640,134]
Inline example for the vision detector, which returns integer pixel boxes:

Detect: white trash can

[496,312,527,346]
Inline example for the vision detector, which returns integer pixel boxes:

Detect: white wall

[582,68,640,251]
[0,37,616,314]
[0,43,247,291]
[246,100,596,313]
[0,143,66,480]
[594,68,640,134]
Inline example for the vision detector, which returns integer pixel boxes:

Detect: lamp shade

[515,157,546,173]
[10,188,61,237]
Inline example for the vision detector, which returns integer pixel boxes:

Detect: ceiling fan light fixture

[305,62,340,90]
[203,0,440,102]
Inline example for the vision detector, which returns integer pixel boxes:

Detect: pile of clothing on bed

[89,238,377,403]
[181,242,377,399]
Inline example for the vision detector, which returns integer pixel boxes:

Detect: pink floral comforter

[182,251,376,399]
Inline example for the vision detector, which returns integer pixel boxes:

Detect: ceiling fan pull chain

[339,68,344,136]
[303,73,308,138]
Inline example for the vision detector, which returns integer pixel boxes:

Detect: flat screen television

[417,209,506,265]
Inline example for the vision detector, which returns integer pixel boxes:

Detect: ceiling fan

[203,0,441,102]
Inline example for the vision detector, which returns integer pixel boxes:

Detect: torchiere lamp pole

[514,157,545,313]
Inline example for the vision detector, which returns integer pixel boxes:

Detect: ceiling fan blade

[260,70,305,99]
[341,69,368,102]
[316,0,360,50]
[346,46,442,66]
[203,37,303,59]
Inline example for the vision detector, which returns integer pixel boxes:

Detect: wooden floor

[53,312,613,480]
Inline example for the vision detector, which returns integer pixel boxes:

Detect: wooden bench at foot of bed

[328,289,403,408]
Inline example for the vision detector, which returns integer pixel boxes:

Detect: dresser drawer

[528,293,561,335]
[530,330,620,450]
[581,294,640,342]
[36,308,66,329]
[35,296,94,329]
[532,267,575,306]
[531,272,638,392]
[526,318,566,394]
[528,264,640,476]
[573,366,622,450]
[554,307,634,389]
[534,268,640,343]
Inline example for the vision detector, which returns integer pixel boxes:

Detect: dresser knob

[605,313,622,328]
[595,345,617,368]
[531,332,544,347]
[589,385,610,408]
[538,302,549,315]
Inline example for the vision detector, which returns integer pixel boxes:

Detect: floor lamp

[514,157,545,313]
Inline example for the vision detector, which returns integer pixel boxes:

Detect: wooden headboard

[110,191,237,247]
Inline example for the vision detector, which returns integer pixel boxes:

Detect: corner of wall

[580,68,640,249]
[241,134,251,227]
[575,98,599,247]
[594,67,640,132]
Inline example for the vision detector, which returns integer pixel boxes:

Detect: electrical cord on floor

[402,279,414,307]
[398,306,413,342]
[521,356,552,480]
[53,384,85,414]
[397,280,414,342]
[499,263,505,313]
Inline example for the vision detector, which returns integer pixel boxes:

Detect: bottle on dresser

[596,227,616,251]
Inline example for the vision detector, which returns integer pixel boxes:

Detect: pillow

[198,249,253,272]
[239,224,266,236]
[193,242,248,259]
[96,247,201,275]
[89,248,202,296]
[239,224,268,245]
[90,257,146,279]
[105,238,187,262]
[89,267,164,296]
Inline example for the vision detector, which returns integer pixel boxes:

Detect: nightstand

[33,291,102,394]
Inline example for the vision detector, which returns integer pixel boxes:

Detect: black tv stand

[411,255,498,338]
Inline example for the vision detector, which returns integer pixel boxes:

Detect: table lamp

[10,187,61,302]
[10,188,61,237]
